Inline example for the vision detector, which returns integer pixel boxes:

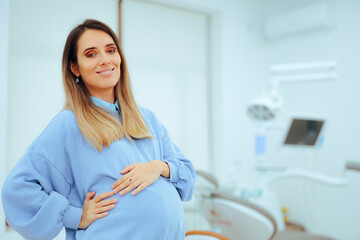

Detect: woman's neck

[89,89,115,104]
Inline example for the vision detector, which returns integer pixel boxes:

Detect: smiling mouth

[96,68,115,76]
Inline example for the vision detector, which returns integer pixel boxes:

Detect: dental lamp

[247,96,280,121]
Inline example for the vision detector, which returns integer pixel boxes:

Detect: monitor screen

[284,118,325,146]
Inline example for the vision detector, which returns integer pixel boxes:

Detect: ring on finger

[128,177,133,182]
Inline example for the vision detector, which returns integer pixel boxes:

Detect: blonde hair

[62,19,151,151]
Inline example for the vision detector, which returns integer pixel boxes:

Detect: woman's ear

[70,62,80,77]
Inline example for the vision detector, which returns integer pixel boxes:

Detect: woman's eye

[108,49,116,53]
[87,53,96,57]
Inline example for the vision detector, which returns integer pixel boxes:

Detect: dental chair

[346,161,360,172]
[195,170,334,240]
[185,230,229,240]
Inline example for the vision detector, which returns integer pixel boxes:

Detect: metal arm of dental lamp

[258,160,360,190]
[260,168,349,187]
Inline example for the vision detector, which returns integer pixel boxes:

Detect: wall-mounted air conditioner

[264,0,335,40]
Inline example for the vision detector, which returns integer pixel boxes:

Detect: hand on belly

[111,160,169,196]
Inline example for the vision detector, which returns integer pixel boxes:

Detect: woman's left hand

[112,160,169,196]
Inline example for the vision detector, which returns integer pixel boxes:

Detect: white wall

[122,0,211,171]
[260,0,360,239]
[151,0,267,181]
[0,0,9,237]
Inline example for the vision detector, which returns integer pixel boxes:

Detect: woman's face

[71,29,121,101]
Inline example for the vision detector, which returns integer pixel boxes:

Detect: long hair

[62,19,151,151]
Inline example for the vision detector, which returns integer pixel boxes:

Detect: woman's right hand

[78,191,118,229]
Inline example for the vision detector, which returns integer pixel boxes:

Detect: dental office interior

[1,0,359,239]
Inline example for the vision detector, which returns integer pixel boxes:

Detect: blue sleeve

[146,110,196,202]
[1,149,82,240]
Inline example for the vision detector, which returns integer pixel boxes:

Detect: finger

[112,174,132,189]
[119,181,141,196]
[113,176,137,194]
[86,192,96,201]
[96,204,116,214]
[94,212,109,220]
[131,182,150,196]
[120,164,136,174]
[93,190,114,202]
[97,198,118,207]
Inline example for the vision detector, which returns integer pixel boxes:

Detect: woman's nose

[99,53,111,65]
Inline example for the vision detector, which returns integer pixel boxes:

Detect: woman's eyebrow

[83,43,116,54]
[83,47,96,54]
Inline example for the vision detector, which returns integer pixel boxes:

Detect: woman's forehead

[77,29,115,51]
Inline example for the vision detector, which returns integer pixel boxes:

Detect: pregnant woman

[2,19,195,240]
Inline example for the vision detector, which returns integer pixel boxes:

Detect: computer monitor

[283,118,325,146]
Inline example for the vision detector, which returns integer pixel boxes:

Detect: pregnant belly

[76,178,184,240]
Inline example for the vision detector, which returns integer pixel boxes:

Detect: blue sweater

[2,101,195,240]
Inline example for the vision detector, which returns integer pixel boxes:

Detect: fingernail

[119,192,124,196]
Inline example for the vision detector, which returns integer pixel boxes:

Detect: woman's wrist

[153,160,170,179]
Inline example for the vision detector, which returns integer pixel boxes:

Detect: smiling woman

[1,19,196,240]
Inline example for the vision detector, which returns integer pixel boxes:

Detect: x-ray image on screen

[284,118,324,146]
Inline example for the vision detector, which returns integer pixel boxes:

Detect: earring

[75,77,80,83]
